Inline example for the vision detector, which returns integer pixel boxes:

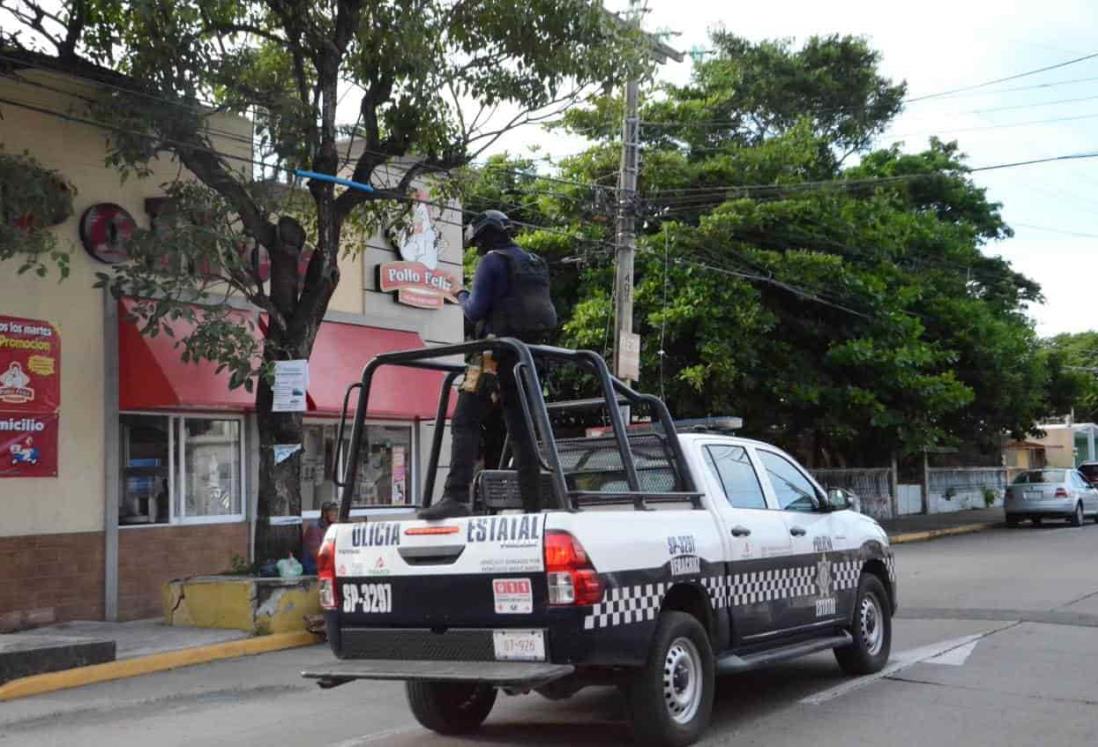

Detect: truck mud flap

[302,660,574,690]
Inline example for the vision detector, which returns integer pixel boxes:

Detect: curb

[0,630,319,702]
[889,522,999,545]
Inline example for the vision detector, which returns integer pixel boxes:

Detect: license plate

[492,629,546,661]
[1024,490,1042,499]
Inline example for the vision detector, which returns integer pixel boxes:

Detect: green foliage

[0,150,74,279]
[1043,332,1098,421]
[477,33,1066,465]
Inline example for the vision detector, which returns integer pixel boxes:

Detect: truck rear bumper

[302,659,574,689]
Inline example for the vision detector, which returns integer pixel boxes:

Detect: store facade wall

[0,69,254,627]
[1,72,466,628]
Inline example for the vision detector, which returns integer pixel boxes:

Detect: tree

[1042,332,1098,422]
[1,0,644,556]
[479,34,1069,466]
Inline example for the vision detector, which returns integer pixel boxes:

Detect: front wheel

[626,611,714,747]
[835,574,892,675]
[405,681,497,735]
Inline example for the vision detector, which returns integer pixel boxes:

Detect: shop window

[348,425,412,507]
[301,424,339,512]
[295,423,413,514]
[120,415,172,525]
[119,414,245,526]
[182,419,242,518]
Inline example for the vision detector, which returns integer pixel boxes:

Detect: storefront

[0,68,464,628]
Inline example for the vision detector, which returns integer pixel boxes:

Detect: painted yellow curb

[0,631,320,702]
[890,522,999,545]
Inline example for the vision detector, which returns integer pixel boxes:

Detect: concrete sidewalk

[0,619,318,701]
[18,619,250,659]
[879,507,1003,544]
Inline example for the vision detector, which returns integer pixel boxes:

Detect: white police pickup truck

[304,341,896,747]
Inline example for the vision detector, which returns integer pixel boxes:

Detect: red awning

[118,300,257,411]
[119,300,449,419]
[306,319,445,419]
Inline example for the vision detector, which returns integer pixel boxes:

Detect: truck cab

[304,340,896,747]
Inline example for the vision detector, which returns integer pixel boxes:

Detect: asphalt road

[6,521,1098,746]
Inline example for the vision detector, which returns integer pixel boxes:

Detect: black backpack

[485,250,558,341]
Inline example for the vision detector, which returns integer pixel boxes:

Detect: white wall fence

[811,466,1020,519]
[811,468,894,520]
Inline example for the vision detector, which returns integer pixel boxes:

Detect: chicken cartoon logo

[10,436,39,466]
[0,362,34,405]
[393,189,446,270]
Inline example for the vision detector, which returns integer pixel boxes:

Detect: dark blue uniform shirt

[458,243,528,325]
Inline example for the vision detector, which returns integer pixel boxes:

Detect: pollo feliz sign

[378,262,462,310]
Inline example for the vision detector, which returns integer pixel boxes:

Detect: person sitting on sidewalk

[302,501,339,575]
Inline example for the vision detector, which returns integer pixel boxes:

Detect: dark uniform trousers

[441,350,542,513]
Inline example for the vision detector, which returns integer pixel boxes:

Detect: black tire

[1005,515,1020,528]
[1071,503,1085,527]
[1031,516,1042,526]
[625,611,714,747]
[405,681,497,735]
[834,574,892,676]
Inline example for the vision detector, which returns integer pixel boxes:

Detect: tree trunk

[253,325,307,564]
[252,269,331,564]
[254,376,305,564]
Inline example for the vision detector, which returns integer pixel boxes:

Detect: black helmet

[465,209,512,246]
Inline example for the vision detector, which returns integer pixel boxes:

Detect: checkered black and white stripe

[701,574,733,610]
[831,559,861,593]
[583,582,667,630]
[729,566,816,606]
[584,555,881,630]
[702,564,822,611]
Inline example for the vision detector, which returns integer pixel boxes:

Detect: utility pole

[609,7,682,386]
[612,73,640,385]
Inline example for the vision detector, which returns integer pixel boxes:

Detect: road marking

[327,725,419,746]
[924,638,980,666]
[799,629,1004,706]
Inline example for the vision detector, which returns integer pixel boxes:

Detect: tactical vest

[485,250,558,341]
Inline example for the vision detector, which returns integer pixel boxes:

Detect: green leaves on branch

[0,150,74,280]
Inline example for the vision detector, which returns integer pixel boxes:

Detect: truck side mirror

[826,488,856,512]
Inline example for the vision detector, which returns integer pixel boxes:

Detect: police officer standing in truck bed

[418,210,557,521]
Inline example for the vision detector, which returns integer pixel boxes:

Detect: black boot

[417,497,471,520]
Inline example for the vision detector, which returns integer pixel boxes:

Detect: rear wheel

[1031,516,1042,526]
[626,611,714,747]
[835,574,891,675]
[1071,503,1085,527]
[405,681,497,735]
[1005,515,1020,528]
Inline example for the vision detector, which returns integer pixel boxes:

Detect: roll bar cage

[335,339,700,521]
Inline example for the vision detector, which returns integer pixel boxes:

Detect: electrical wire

[1011,222,1098,239]
[906,49,1098,102]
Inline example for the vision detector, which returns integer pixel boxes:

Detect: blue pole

[292,169,375,193]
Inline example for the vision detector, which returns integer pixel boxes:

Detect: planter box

[163,576,320,635]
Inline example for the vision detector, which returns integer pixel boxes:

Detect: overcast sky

[484,0,1098,338]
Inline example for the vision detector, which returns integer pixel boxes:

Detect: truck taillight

[317,536,338,611]
[544,530,602,606]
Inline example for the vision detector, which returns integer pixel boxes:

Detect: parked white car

[1004,469,1098,527]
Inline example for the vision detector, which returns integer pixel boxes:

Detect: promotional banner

[0,412,59,477]
[0,315,60,411]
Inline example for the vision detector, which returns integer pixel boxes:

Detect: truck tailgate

[332,514,546,628]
